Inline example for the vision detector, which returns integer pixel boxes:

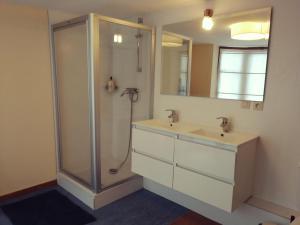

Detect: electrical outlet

[253,102,264,111]
[241,101,251,109]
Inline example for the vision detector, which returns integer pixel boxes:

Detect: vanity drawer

[173,166,234,212]
[175,139,236,182]
[131,151,173,187]
[132,128,174,162]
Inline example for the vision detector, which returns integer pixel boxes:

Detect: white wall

[0,3,56,196]
[143,0,300,212]
[48,9,81,24]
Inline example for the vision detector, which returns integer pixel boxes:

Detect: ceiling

[9,0,203,18]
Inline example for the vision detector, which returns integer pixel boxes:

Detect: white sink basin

[133,119,197,132]
[188,128,258,146]
[190,129,237,143]
[133,119,258,146]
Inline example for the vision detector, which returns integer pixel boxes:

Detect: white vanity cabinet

[131,128,175,188]
[131,122,258,212]
[174,139,236,182]
[173,138,257,212]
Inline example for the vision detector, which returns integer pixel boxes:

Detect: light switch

[253,102,264,111]
[241,101,251,109]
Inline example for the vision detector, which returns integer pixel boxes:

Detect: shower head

[135,32,143,39]
[135,18,143,39]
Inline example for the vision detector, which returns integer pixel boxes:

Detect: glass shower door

[97,19,153,189]
[53,20,95,188]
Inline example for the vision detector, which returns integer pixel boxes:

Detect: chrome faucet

[165,109,178,123]
[217,116,230,133]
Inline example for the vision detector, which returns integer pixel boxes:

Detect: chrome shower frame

[50,13,156,194]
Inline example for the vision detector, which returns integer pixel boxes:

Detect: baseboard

[143,178,288,225]
[247,197,300,219]
[0,180,57,202]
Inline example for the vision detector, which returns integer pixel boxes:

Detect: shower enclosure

[51,14,154,208]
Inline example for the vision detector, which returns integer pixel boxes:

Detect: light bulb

[202,16,214,30]
[262,22,270,40]
[202,9,214,31]
[113,34,118,43]
[113,34,123,43]
[117,34,122,43]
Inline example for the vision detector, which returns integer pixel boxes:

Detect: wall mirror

[161,8,272,101]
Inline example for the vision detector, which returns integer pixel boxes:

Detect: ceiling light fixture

[113,34,122,43]
[230,22,270,41]
[202,9,214,31]
[262,22,270,40]
[162,34,183,47]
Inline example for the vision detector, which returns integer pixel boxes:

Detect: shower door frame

[93,14,155,191]
[51,13,156,193]
[51,15,99,192]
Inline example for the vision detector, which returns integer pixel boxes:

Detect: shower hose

[109,90,139,174]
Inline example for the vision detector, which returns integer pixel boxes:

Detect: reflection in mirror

[161,8,272,101]
[161,32,191,96]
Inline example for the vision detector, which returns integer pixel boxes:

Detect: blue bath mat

[1,190,96,225]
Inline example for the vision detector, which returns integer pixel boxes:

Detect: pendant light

[230,22,270,41]
[202,9,214,31]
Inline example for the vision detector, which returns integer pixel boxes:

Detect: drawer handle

[133,149,173,165]
[175,163,234,185]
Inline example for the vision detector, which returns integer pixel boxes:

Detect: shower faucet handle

[120,88,139,96]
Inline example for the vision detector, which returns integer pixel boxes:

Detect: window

[178,53,188,95]
[217,47,268,101]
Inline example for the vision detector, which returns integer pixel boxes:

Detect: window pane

[219,51,244,73]
[217,48,267,101]
[244,74,266,95]
[219,49,268,74]
[217,93,263,101]
[218,73,265,95]
[218,73,242,94]
[247,53,268,73]
[180,54,188,73]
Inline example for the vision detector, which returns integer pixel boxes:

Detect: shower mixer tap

[120,88,139,96]
[120,88,139,102]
